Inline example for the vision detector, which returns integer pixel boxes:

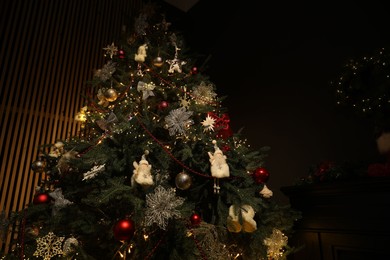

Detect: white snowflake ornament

[144,185,185,230]
[83,164,105,181]
[165,107,193,136]
[132,150,154,187]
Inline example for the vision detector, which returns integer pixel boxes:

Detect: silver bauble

[31,159,46,172]
[175,171,192,190]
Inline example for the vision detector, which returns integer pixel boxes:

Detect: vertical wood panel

[0,0,143,253]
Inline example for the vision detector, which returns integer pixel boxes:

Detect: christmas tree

[2,4,301,260]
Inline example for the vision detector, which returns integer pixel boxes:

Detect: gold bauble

[104,88,118,102]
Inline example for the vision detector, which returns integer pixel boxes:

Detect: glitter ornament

[252,167,270,184]
[31,157,46,173]
[175,171,192,190]
[153,56,164,67]
[104,88,118,102]
[113,218,135,241]
[190,213,201,226]
[33,232,64,259]
[33,192,51,205]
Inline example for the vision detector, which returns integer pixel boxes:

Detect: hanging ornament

[113,218,135,241]
[134,44,148,63]
[104,88,118,102]
[158,100,169,110]
[227,204,257,233]
[153,56,164,67]
[208,140,230,194]
[74,106,88,123]
[33,232,65,259]
[166,44,186,73]
[259,184,273,198]
[190,66,198,75]
[175,171,192,190]
[190,212,201,226]
[252,167,270,184]
[118,49,125,59]
[137,81,156,100]
[33,192,51,205]
[103,42,118,59]
[131,150,154,187]
[62,237,79,257]
[31,157,46,173]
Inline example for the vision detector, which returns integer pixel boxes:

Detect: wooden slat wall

[0,0,142,253]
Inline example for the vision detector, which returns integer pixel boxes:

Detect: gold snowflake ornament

[33,232,65,260]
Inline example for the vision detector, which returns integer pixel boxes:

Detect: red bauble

[252,167,270,184]
[190,66,198,75]
[118,50,125,59]
[113,218,135,241]
[158,101,169,109]
[190,213,201,226]
[33,192,51,205]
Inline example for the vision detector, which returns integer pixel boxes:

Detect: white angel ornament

[227,204,257,233]
[132,150,154,188]
[134,44,148,63]
[208,140,229,194]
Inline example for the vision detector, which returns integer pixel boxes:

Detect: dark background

[161,0,390,203]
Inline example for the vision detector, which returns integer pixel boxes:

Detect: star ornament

[137,81,156,100]
[201,114,216,132]
[103,42,118,59]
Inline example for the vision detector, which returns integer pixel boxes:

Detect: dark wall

[164,0,390,203]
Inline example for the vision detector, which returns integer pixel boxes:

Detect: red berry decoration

[190,213,201,226]
[252,167,270,184]
[113,218,135,241]
[191,66,198,75]
[118,50,125,59]
[158,101,169,109]
[33,192,51,205]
